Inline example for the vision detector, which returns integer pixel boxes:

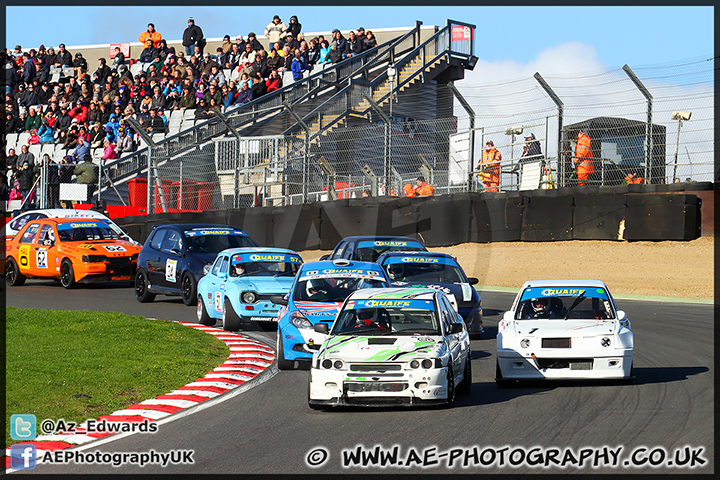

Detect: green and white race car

[308,287,472,409]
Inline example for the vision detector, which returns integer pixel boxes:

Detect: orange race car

[5,218,141,289]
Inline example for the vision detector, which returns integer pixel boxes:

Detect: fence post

[284,101,310,203]
[533,73,564,187]
[622,64,653,183]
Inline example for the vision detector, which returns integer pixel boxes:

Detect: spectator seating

[17,132,31,146]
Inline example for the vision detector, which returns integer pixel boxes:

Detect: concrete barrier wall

[115,183,715,248]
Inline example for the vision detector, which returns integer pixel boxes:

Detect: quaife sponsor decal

[400,257,440,263]
[350,299,435,310]
[521,286,608,301]
[247,254,302,263]
[184,229,246,237]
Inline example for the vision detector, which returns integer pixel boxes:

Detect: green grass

[6,308,229,447]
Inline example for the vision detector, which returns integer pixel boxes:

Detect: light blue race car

[274,259,391,370]
[196,247,303,331]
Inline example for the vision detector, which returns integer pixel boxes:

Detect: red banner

[109,43,130,58]
[451,25,472,41]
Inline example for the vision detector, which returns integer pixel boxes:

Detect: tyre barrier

[5,323,274,469]
[114,189,709,248]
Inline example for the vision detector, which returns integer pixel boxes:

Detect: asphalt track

[6,281,714,474]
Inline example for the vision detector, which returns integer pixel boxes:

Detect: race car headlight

[322,359,333,369]
[410,360,420,369]
[241,291,257,304]
[601,337,611,347]
[290,311,312,329]
[421,359,433,369]
[130,253,139,261]
[333,360,344,369]
[520,338,531,349]
[82,255,108,262]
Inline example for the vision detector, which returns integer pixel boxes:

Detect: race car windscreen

[385,260,465,283]
[230,253,302,277]
[294,276,387,302]
[515,287,615,320]
[185,229,258,253]
[355,240,426,262]
[332,299,439,335]
[56,222,121,241]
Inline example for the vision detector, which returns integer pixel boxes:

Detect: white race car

[496,280,633,383]
[308,287,471,409]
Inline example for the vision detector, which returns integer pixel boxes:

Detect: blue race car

[376,251,483,336]
[134,224,258,306]
[196,247,303,330]
[322,235,427,263]
[274,259,391,370]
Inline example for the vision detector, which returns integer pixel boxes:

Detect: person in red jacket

[68,100,88,125]
[574,130,594,186]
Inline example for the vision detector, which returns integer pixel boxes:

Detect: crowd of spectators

[2,15,379,207]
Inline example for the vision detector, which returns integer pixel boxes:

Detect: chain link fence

[22,56,714,214]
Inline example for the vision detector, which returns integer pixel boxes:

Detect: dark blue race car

[322,235,427,263]
[134,224,258,305]
[376,251,483,336]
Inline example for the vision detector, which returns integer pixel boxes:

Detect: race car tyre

[621,362,635,384]
[276,329,294,370]
[443,364,456,407]
[181,272,197,306]
[5,258,26,286]
[134,269,156,303]
[60,259,76,289]
[222,298,242,332]
[458,356,472,394]
[197,296,215,326]
[5,258,27,287]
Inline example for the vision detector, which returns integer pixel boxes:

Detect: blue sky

[5,6,714,68]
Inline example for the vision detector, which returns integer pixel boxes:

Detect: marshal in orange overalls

[574,131,594,186]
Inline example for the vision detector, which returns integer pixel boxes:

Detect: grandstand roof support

[447,82,476,191]
[284,102,310,203]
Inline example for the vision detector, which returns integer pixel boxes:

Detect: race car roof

[519,279,608,289]
[220,247,301,257]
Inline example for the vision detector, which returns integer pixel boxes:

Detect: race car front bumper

[497,348,633,380]
[308,365,451,407]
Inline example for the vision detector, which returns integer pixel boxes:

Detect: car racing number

[36,248,48,269]
[104,245,127,252]
[165,259,177,282]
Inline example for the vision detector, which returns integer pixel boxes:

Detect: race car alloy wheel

[458,356,472,394]
[60,259,76,289]
[276,329,294,370]
[196,296,215,326]
[134,269,156,303]
[5,257,26,286]
[181,272,197,306]
[222,298,242,332]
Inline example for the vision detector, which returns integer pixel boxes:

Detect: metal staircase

[98,20,476,208]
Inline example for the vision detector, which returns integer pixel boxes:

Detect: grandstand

[5,20,477,213]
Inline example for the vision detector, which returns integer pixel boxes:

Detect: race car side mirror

[270,294,287,305]
[450,323,463,334]
[319,254,329,261]
[503,311,513,322]
[617,310,627,321]
[202,264,212,275]
[467,277,479,285]
[314,323,329,334]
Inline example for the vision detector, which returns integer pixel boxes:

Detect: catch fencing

[23,55,714,213]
